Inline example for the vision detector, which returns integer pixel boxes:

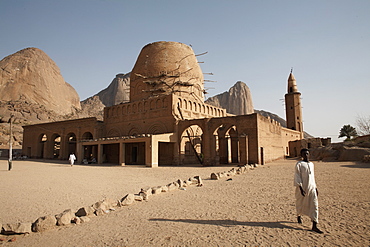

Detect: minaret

[285,71,304,138]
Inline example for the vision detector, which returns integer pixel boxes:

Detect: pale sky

[1,0,369,142]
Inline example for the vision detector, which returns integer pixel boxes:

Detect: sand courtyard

[0,158,369,246]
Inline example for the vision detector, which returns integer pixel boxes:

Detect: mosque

[22,41,304,167]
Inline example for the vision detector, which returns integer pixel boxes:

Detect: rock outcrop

[80,73,130,119]
[0,48,81,115]
[205,81,254,115]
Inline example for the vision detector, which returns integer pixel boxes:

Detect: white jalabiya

[69,154,76,165]
[294,160,319,223]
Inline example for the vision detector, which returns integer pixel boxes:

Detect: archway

[66,133,77,157]
[217,125,239,164]
[82,132,95,161]
[180,124,203,165]
[37,134,47,158]
[52,134,61,159]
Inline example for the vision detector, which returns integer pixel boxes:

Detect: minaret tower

[285,70,304,139]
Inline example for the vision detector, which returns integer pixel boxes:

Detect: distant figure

[69,153,76,167]
[294,148,323,234]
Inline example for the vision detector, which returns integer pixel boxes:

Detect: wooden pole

[8,115,13,171]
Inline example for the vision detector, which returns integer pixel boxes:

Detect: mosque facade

[22,41,303,167]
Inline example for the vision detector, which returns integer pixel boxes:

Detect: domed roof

[130,41,204,102]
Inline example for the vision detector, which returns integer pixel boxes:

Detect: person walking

[294,148,323,234]
[69,153,76,167]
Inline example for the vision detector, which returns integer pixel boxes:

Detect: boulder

[194,176,203,186]
[80,216,91,223]
[161,185,169,192]
[95,208,107,216]
[55,209,75,226]
[2,223,32,234]
[152,186,162,194]
[210,173,220,180]
[141,187,153,194]
[167,182,178,191]
[92,201,110,212]
[75,206,95,217]
[71,217,81,224]
[177,179,185,187]
[139,187,153,200]
[32,215,57,232]
[134,194,144,201]
[121,194,135,206]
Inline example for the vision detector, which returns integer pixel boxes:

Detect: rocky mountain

[80,73,130,118]
[0,48,81,115]
[0,48,84,148]
[205,81,254,115]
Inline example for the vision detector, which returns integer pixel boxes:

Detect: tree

[339,124,358,140]
[355,115,370,136]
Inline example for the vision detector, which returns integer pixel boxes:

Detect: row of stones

[210,164,257,180]
[0,175,204,235]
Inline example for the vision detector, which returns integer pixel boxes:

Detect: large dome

[130,41,204,102]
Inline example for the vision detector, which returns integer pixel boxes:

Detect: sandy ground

[0,158,369,246]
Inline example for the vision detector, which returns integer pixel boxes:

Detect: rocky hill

[0,48,83,148]
[205,81,254,115]
[0,48,81,115]
[80,73,130,119]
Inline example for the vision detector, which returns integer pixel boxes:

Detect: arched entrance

[180,124,203,165]
[37,134,47,158]
[52,134,61,159]
[82,132,96,162]
[66,133,77,156]
[217,125,239,164]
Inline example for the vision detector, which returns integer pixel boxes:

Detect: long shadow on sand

[149,218,302,230]
[340,162,370,169]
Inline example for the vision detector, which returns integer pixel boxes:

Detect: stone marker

[161,185,169,192]
[167,182,178,191]
[2,223,32,234]
[71,216,81,224]
[134,194,144,201]
[80,216,90,223]
[210,172,220,180]
[55,209,75,226]
[75,206,95,217]
[32,215,57,232]
[92,201,110,212]
[95,208,106,216]
[177,179,185,187]
[121,194,135,206]
[152,186,162,194]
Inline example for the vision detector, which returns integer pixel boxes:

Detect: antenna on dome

[290,67,293,73]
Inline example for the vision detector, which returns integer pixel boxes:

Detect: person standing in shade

[69,153,76,167]
[294,148,323,234]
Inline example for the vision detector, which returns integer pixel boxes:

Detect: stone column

[145,137,158,167]
[119,142,126,166]
[239,135,249,164]
[202,131,212,166]
[97,144,103,164]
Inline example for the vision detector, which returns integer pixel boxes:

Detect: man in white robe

[69,153,76,166]
[294,148,323,234]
